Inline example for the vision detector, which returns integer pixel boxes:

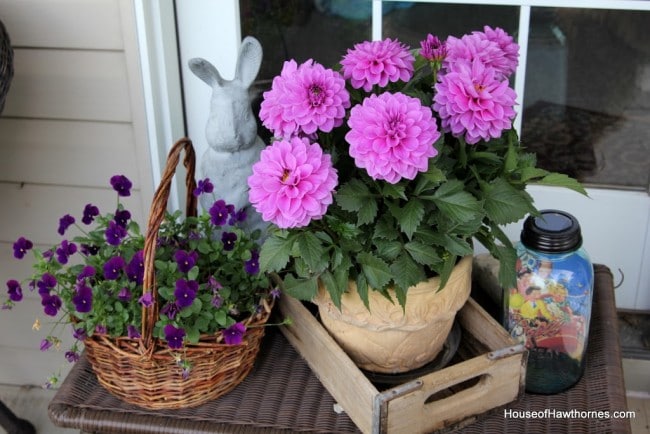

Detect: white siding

[0,0,154,385]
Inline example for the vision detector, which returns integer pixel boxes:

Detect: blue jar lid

[520,209,582,253]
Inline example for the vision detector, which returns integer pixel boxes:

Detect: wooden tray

[279,296,527,434]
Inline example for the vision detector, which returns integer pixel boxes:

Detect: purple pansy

[40,338,53,352]
[209,200,234,226]
[161,302,181,320]
[56,240,77,265]
[223,322,246,345]
[37,273,57,296]
[41,294,62,316]
[126,250,144,284]
[164,324,186,350]
[117,287,132,301]
[114,209,131,228]
[193,178,214,197]
[105,220,127,246]
[12,237,33,259]
[65,350,80,363]
[6,280,23,302]
[138,292,154,307]
[95,324,107,335]
[174,250,198,273]
[221,232,237,251]
[228,208,247,226]
[103,256,125,280]
[110,174,133,197]
[174,279,198,309]
[244,250,260,275]
[72,327,87,341]
[82,204,99,225]
[80,243,100,256]
[77,266,96,282]
[127,325,141,339]
[57,214,76,236]
[72,284,93,313]
[211,293,223,308]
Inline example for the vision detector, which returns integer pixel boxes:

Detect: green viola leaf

[482,178,536,225]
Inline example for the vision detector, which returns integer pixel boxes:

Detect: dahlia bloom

[345,92,440,183]
[259,59,350,138]
[433,58,517,144]
[248,137,338,228]
[419,34,446,62]
[341,38,415,92]
[444,27,519,79]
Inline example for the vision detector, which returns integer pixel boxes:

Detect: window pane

[240,0,372,82]
[381,2,519,47]
[522,8,650,190]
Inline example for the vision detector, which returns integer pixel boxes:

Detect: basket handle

[141,138,197,351]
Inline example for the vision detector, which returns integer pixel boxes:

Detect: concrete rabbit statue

[188,36,267,233]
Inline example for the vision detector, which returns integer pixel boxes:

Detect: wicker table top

[48,264,630,433]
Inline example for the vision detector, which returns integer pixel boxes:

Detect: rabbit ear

[188,57,225,88]
[234,36,263,89]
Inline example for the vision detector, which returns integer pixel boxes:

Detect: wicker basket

[0,19,14,114]
[83,138,273,410]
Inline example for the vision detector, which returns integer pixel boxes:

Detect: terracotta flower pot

[313,255,473,373]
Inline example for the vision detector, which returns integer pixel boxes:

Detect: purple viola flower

[41,294,62,316]
[164,324,186,350]
[80,244,100,256]
[209,200,234,226]
[228,208,247,226]
[208,276,223,291]
[37,273,57,296]
[221,232,237,251]
[77,266,96,282]
[126,250,144,284]
[95,324,107,335]
[82,204,99,225]
[193,178,214,197]
[174,279,198,309]
[105,220,127,246]
[65,350,80,363]
[114,209,131,228]
[139,292,154,307]
[161,301,181,320]
[270,287,281,300]
[117,287,132,301]
[40,338,53,352]
[174,250,198,273]
[56,240,77,265]
[72,327,87,341]
[103,256,125,280]
[72,284,93,313]
[6,280,23,302]
[223,322,246,345]
[110,174,133,197]
[127,325,141,339]
[211,293,223,308]
[244,250,260,275]
[57,214,76,236]
[12,237,33,259]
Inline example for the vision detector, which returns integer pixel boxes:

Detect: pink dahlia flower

[247,137,338,228]
[345,92,440,184]
[341,39,415,92]
[444,27,518,79]
[259,59,350,139]
[433,58,517,145]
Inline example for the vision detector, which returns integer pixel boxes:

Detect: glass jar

[504,209,594,394]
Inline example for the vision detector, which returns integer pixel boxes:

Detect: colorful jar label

[506,250,593,361]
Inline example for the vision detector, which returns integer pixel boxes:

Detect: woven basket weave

[83,138,273,410]
[0,19,14,114]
